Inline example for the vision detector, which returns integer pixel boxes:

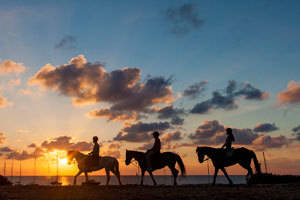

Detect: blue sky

[0,0,300,175]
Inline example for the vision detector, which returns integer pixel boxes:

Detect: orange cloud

[0,96,13,108]
[0,132,6,144]
[29,55,174,121]
[277,81,300,104]
[0,60,25,75]
[87,107,140,122]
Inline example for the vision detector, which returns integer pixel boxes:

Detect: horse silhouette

[196,146,261,185]
[67,151,122,185]
[125,150,185,185]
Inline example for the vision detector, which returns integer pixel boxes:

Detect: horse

[125,150,186,186]
[67,151,122,185]
[196,146,261,185]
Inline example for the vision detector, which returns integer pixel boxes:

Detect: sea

[8,175,247,185]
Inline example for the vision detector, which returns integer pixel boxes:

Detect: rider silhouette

[87,136,100,167]
[221,128,235,149]
[221,128,235,159]
[146,131,161,171]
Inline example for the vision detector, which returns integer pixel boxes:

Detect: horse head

[67,150,78,165]
[196,147,205,163]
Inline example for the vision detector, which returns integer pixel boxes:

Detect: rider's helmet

[93,136,98,142]
[226,128,232,135]
[152,131,159,138]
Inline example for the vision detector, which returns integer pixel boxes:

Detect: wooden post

[263,152,268,174]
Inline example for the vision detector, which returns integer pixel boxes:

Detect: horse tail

[250,150,261,174]
[174,154,186,176]
[114,159,120,174]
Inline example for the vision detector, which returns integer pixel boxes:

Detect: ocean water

[8,175,247,185]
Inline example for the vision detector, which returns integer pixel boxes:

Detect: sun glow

[59,158,68,166]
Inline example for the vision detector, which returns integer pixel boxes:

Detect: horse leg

[239,162,253,185]
[140,170,145,185]
[105,168,111,185]
[212,168,219,185]
[112,168,122,185]
[74,171,82,185]
[171,167,179,186]
[221,168,233,185]
[148,170,157,186]
[84,172,89,182]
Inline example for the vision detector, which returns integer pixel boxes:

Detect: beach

[0,184,300,200]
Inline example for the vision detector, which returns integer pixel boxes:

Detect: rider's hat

[152,131,159,137]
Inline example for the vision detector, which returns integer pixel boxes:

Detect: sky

[0,0,300,176]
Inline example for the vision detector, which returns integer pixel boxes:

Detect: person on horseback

[146,131,161,171]
[221,128,235,159]
[86,136,100,167]
[221,128,235,149]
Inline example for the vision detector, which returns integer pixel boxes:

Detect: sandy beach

[0,184,300,200]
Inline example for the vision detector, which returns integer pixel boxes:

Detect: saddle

[85,156,101,168]
[146,151,162,168]
[220,148,235,160]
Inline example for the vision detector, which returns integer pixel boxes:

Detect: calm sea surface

[8,175,246,185]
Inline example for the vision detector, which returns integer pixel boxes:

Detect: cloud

[216,128,259,145]
[170,116,184,125]
[0,96,13,108]
[0,146,13,152]
[253,123,279,133]
[191,80,269,114]
[8,79,21,88]
[113,121,171,142]
[107,143,121,149]
[87,107,140,122]
[189,120,259,146]
[183,81,207,99]
[252,135,289,151]
[103,142,121,158]
[1,146,45,160]
[0,132,6,144]
[189,120,225,144]
[165,3,204,36]
[154,105,185,125]
[19,88,33,96]
[162,131,183,143]
[29,55,174,121]
[137,131,184,151]
[137,143,153,151]
[277,81,300,104]
[0,60,25,75]
[294,133,300,141]
[292,125,300,133]
[55,35,77,49]
[16,129,30,134]
[28,143,37,148]
[41,136,92,152]
[103,150,120,158]
[188,120,291,151]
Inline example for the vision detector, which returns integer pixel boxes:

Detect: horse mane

[68,150,85,157]
[127,150,145,155]
[196,146,216,152]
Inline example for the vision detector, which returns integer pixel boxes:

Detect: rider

[221,128,235,158]
[146,131,161,171]
[87,136,100,167]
